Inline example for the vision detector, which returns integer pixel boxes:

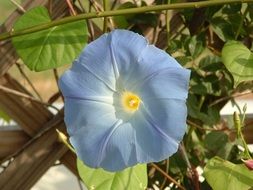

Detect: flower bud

[243,159,253,170]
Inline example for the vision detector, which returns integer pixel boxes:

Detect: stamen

[121,92,141,112]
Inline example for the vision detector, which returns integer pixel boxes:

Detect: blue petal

[109,30,148,67]
[59,62,114,99]
[138,45,182,69]
[77,33,116,91]
[108,30,149,83]
[132,99,187,163]
[70,120,123,170]
[123,45,183,89]
[64,98,118,167]
[135,67,190,100]
[66,98,137,171]
[141,99,187,143]
[61,30,149,95]
[59,29,190,171]
[99,121,138,171]
[64,98,115,136]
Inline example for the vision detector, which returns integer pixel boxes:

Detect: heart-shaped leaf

[222,41,253,87]
[12,6,88,71]
[77,159,147,190]
[204,156,253,190]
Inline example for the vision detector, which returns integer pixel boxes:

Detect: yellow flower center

[121,92,141,112]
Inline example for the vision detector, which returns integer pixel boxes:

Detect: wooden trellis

[0,1,79,189]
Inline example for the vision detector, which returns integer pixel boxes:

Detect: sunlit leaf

[222,41,253,87]
[12,6,88,71]
[204,157,253,190]
[77,159,147,190]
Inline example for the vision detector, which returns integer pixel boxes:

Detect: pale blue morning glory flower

[59,29,190,172]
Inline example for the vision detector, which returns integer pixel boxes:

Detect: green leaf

[222,4,242,14]
[222,41,253,87]
[113,2,157,29]
[205,6,222,20]
[199,55,221,71]
[77,159,147,190]
[175,56,191,66]
[249,4,253,21]
[204,131,228,152]
[204,157,253,190]
[187,94,220,125]
[0,109,10,123]
[210,17,234,41]
[169,152,187,174]
[188,36,204,59]
[113,2,136,29]
[129,13,158,28]
[12,6,88,71]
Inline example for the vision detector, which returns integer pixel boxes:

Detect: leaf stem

[103,0,110,32]
[240,131,252,159]
[187,119,230,131]
[53,68,64,101]
[56,129,75,153]
[150,163,186,190]
[179,144,200,190]
[15,62,43,101]
[209,90,253,107]
[0,0,252,41]
[179,143,192,171]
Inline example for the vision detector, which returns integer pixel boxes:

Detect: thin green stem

[240,131,252,159]
[234,111,252,159]
[103,0,110,32]
[0,0,252,41]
